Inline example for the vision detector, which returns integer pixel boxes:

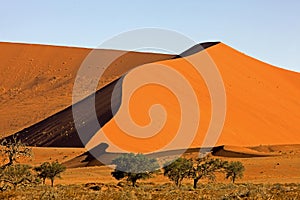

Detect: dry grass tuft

[0,182,299,199]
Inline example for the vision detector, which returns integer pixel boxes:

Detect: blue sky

[1,0,300,72]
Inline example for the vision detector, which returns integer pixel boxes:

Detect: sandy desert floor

[8,144,299,185]
[59,145,300,185]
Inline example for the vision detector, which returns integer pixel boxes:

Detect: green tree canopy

[163,157,193,187]
[0,164,35,190]
[190,156,226,189]
[111,153,160,187]
[224,161,245,183]
[34,161,66,187]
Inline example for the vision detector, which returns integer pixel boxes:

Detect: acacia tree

[224,161,245,183]
[34,161,66,187]
[163,157,193,187]
[0,136,32,168]
[34,162,48,184]
[111,153,159,187]
[0,164,34,190]
[190,157,226,189]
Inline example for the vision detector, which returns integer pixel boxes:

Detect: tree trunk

[175,178,179,187]
[193,178,199,189]
[232,174,236,183]
[132,178,137,187]
[178,177,183,188]
[8,154,14,166]
[51,178,54,187]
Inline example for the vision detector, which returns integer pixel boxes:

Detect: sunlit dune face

[88,43,300,153]
[88,54,212,153]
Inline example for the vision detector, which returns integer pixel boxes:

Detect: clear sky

[1,0,300,72]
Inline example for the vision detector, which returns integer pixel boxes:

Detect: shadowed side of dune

[2,42,220,147]
[211,145,278,158]
[174,41,220,58]
[64,144,277,168]
[3,78,122,147]
[63,142,212,168]
[0,42,176,136]
[1,42,179,146]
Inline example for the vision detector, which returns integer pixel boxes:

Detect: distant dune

[211,145,277,158]
[63,144,277,168]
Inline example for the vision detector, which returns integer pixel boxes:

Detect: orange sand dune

[2,42,300,154]
[88,43,300,152]
[2,43,217,147]
[0,42,174,136]
[2,41,300,183]
[210,44,300,146]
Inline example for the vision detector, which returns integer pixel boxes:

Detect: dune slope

[2,42,216,147]
[3,42,300,154]
[0,42,175,136]
[89,43,300,153]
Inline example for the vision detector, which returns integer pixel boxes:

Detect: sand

[3,41,300,154]
[1,41,300,184]
[0,42,174,137]
[88,43,300,153]
[11,144,300,185]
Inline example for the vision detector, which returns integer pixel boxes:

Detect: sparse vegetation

[224,161,245,183]
[0,141,291,200]
[0,136,32,168]
[190,156,226,189]
[162,157,193,187]
[0,182,299,200]
[34,162,49,185]
[0,164,36,190]
[162,155,245,188]
[111,153,160,187]
[34,161,66,187]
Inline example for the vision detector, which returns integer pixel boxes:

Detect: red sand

[88,43,300,152]
[26,144,300,184]
[1,42,300,184]
[0,42,174,137]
